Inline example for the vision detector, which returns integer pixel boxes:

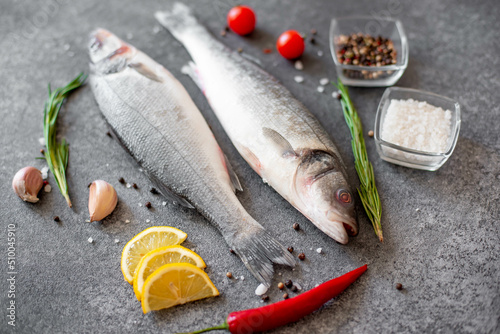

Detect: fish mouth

[321,210,358,244]
[88,28,133,64]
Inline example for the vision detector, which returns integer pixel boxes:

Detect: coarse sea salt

[317,86,325,93]
[294,76,304,83]
[381,99,452,154]
[255,283,268,296]
[294,60,304,70]
[319,78,329,86]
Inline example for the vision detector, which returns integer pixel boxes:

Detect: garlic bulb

[88,180,118,222]
[12,166,44,203]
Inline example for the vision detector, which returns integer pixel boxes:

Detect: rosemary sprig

[43,73,87,207]
[335,79,383,242]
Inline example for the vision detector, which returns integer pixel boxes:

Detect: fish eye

[336,189,352,204]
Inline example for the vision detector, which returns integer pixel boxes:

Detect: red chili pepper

[182,264,367,334]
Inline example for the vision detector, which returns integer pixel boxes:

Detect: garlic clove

[12,166,44,203]
[88,180,118,222]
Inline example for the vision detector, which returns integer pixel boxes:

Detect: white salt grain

[381,99,452,153]
[138,203,143,207]
[146,219,150,223]
[41,167,49,180]
[240,276,245,281]
[126,183,132,188]
[114,239,120,244]
[125,219,130,223]
[255,284,268,296]
[294,60,304,70]
[319,78,329,86]
[38,137,46,146]
[317,50,324,57]
[316,248,322,254]
[317,86,325,93]
[294,76,304,83]
[162,201,167,206]
[88,237,94,243]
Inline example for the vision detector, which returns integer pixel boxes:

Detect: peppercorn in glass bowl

[374,87,461,171]
[329,16,408,87]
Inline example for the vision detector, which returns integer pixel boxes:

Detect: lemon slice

[133,245,206,301]
[141,263,219,313]
[121,226,187,284]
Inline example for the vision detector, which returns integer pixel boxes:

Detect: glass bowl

[374,87,461,171]
[329,16,408,87]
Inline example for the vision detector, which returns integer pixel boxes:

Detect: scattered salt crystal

[125,219,130,224]
[38,137,45,146]
[319,78,329,86]
[416,208,420,212]
[294,76,304,83]
[278,272,282,276]
[138,203,143,207]
[114,239,120,244]
[310,247,313,250]
[294,282,302,291]
[315,283,319,288]
[294,60,304,70]
[106,163,109,167]
[162,201,167,206]
[138,168,143,172]
[317,50,324,57]
[146,219,150,223]
[85,219,90,223]
[317,86,325,93]
[63,43,70,51]
[88,237,93,243]
[153,25,161,34]
[332,91,341,99]
[240,276,245,281]
[41,167,49,179]
[126,183,132,188]
[255,284,268,296]
[126,33,133,40]
[44,184,51,193]
[316,248,322,254]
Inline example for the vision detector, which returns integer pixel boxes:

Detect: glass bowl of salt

[374,87,461,171]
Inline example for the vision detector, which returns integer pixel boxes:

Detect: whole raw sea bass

[88,29,294,286]
[155,4,358,244]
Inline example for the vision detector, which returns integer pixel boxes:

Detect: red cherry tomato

[276,30,305,59]
[227,6,256,36]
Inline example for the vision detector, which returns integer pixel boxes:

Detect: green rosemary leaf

[43,73,87,207]
[335,79,383,242]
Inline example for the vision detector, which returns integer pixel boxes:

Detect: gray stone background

[0,0,498,333]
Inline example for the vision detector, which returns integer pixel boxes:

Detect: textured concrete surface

[1,0,499,333]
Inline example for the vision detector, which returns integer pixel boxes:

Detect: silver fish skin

[155,4,358,244]
[88,29,295,287]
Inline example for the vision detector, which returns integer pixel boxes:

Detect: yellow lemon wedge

[121,226,187,284]
[133,245,206,301]
[141,263,219,314]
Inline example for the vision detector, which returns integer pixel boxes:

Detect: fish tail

[232,226,296,287]
[155,3,200,41]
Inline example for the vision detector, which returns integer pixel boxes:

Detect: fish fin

[145,171,195,209]
[232,227,296,287]
[223,154,243,192]
[128,61,163,82]
[155,3,198,40]
[181,61,204,92]
[262,127,297,158]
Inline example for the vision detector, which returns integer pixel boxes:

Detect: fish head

[88,28,136,75]
[294,150,358,244]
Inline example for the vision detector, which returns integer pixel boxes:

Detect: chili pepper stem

[176,322,229,334]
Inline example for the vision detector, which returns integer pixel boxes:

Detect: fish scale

[88,29,295,287]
